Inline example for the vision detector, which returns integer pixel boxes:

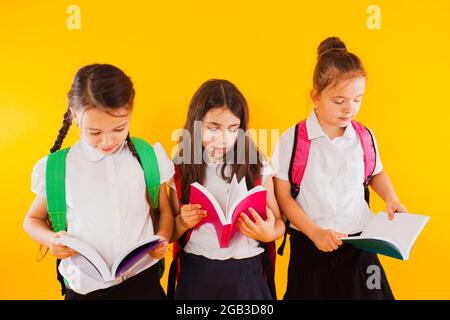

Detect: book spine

[220,225,232,248]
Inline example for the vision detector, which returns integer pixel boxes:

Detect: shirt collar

[79,139,126,162]
[306,110,357,141]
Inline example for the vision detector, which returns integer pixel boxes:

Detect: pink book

[189,175,267,248]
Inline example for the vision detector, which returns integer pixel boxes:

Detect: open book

[341,212,430,260]
[58,234,162,282]
[190,175,267,248]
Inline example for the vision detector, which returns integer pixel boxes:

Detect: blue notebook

[341,212,430,260]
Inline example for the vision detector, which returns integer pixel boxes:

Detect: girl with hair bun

[272,37,406,299]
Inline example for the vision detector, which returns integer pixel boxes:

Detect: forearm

[171,214,188,242]
[272,218,285,241]
[23,217,54,247]
[156,207,173,241]
[370,171,399,203]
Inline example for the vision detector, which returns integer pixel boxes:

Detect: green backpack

[45,137,164,295]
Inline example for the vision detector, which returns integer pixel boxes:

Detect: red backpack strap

[173,164,195,245]
[173,164,182,203]
[288,120,311,198]
[253,173,277,299]
[168,164,195,299]
[351,121,377,186]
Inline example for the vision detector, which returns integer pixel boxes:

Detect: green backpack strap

[131,137,160,208]
[46,148,70,232]
[131,137,165,278]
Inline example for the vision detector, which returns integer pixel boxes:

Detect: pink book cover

[189,177,267,248]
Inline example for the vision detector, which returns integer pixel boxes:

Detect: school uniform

[31,139,174,299]
[271,110,394,300]
[169,160,273,300]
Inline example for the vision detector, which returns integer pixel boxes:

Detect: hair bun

[317,37,347,57]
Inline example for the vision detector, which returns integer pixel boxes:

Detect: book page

[58,234,112,281]
[357,212,430,259]
[228,186,267,225]
[226,175,248,220]
[191,182,227,225]
[111,235,161,278]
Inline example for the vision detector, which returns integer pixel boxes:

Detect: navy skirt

[65,262,167,300]
[284,229,395,300]
[175,252,273,300]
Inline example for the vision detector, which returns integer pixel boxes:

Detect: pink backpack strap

[288,120,311,198]
[351,121,377,185]
[278,120,311,256]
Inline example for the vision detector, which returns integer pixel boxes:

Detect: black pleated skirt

[64,262,167,300]
[175,252,273,300]
[284,229,395,300]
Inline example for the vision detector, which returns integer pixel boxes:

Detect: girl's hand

[310,228,347,253]
[49,231,79,259]
[179,204,207,229]
[236,207,276,242]
[148,235,169,260]
[386,200,408,220]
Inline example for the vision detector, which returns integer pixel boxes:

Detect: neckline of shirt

[79,139,127,162]
[306,110,357,142]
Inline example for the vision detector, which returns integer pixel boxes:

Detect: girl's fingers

[240,213,257,230]
[237,218,255,236]
[238,225,253,239]
[248,208,264,224]
[52,245,72,253]
[333,232,343,245]
[154,243,165,250]
[387,207,395,220]
[265,207,275,221]
[183,209,206,218]
[388,211,395,220]
[185,215,204,227]
[185,204,202,211]
[54,249,77,259]
[336,232,347,238]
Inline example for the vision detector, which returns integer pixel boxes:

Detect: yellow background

[1,0,449,299]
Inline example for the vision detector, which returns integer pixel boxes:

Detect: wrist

[46,231,58,246]
[386,196,399,204]
[175,215,189,233]
[306,226,322,243]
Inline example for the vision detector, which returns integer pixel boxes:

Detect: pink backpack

[167,165,277,300]
[277,119,377,255]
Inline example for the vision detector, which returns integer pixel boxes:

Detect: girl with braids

[168,79,285,300]
[23,64,174,300]
[272,37,406,299]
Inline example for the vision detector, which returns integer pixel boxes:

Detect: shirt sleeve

[152,143,175,185]
[368,129,383,176]
[260,161,274,185]
[31,155,48,198]
[270,126,296,181]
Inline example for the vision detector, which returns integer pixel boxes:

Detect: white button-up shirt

[169,161,273,260]
[271,111,382,235]
[31,139,174,294]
